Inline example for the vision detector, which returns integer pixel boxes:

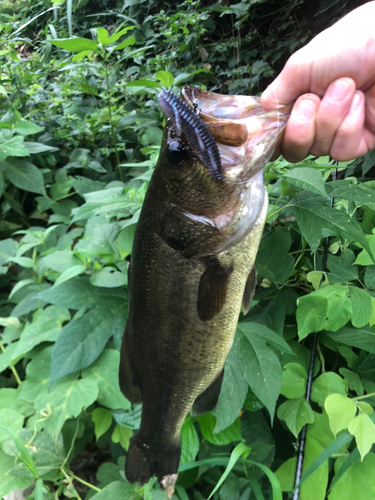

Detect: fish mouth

[181,86,292,181]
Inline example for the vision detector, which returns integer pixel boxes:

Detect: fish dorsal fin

[197,258,233,321]
[242,264,257,316]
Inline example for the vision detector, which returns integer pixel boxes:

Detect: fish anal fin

[242,264,257,316]
[191,369,224,416]
[197,259,233,321]
[119,327,142,404]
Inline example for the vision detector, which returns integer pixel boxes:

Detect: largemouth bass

[119,87,291,493]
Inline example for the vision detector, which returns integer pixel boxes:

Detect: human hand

[261,1,375,163]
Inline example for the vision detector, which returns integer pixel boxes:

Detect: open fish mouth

[181,86,292,182]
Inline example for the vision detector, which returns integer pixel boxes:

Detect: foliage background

[0,0,374,499]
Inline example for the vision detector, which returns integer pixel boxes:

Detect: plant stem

[0,343,22,384]
[64,470,102,493]
[353,391,375,401]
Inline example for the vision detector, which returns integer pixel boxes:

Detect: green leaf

[326,249,358,283]
[238,324,283,421]
[49,37,98,52]
[256,228,294,283]
[198,413,241,445]
[92,408,113,440]
[89,481,135,500]
[323,325,375,353]
[23,142,56,154]
[54,265,86,286]
[34,378,99,435]
[281,167,329,198]
[155,70,175,87]
[290,192,373,256]
[324,394,357,437]
[0,410,25,444]
[339,368,364,396]
[111,424,132,449]
[280,363,307,399]
[3,159,46,195]
[349,286,372,328]
[113,35,136,50]
[108,26,135,44]
[50,300,127,382]
[0,450,34,498]
[180,417,199,463]
[36,276,126,309]
[355,231,375,265]
[327,182,375,206]
[329,453,375,500]
[12,306,70,359]
[212,334,248,432]
[296,284,352,340]
[90,267,127,287]
[42,251,82,273]
[97,27,110,45]
[0,136,29,161]
[311,372,347,407]
[348,413,375,460]
[277,398,314,437]
[19,347,53,402]
[82,349,130,410]
[14,121,44,136]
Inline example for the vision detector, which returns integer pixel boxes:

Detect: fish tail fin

[125,432,181,485]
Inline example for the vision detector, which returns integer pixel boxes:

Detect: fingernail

[329,79,351,101]
[295,99,317,120]
[350,92,361,112]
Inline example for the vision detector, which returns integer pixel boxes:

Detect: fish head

[181,86,292,184]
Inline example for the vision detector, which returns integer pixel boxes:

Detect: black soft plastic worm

[158,90,222,181]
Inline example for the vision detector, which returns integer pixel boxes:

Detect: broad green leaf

[327,182,375,206]
[97,27,110,45]
[355,231,375,265]
[256,228,294,283]
[198,413,241,445]
[180,417,199,463]
[111,424,132,449]
[51,300,127,382]
[238,322,293,354]
[12,306,70,359]
[23,142,56,154]
[82,349,130,410]
[300,434,329,500]
[0,450,34,498]
[297,284,352,340]
[54,264,86,286]
[358,402,373,415]
[42,251,82,273]
[311,372,347,407]
[348,413,375,460]
[212,334,248,432]
[126,79,161,89]
[49,37,98,52]
[0,343,18,373]
[0,409,24,443]
[89,481,135,500]
[348,286,372,328]
[36,276,126,309]
[155,70,174,87]
[324,394,357,436]
[14,121,44,136]
[290,192,373,256]
[92,408,113,440]
[324,325,375,353]
[0,136,29,161]
[108,26,135,44]
[90,267,127,287]
[326,249,358,283]
[0,388,33,416]
[3,159,46,195]
[34,378,99,435]
[339,368,364,396]
[281,167,329,198]
[19,347,53,402]
[277,398,314,437]
[329,453,375,500]
[113,35,135,51]
[280,363,307,399]
[365,265,375,290]
[0,238,16,266]
[238,325,283,421]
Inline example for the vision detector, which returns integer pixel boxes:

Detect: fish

[119,86,291,495]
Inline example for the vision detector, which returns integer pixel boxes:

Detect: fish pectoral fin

[191,369,224,416]
[242,264,257,316]
[197,258,233,321]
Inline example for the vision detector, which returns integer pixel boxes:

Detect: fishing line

[292,163,338,500]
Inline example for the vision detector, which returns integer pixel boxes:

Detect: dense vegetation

[0,0,374,499]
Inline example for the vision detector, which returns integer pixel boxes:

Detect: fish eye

[167,140,187,165]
